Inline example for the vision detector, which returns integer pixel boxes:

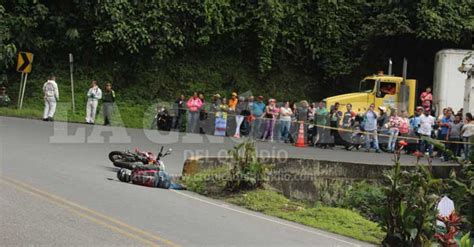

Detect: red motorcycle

[108,146,171,170]
[114,147,179,189]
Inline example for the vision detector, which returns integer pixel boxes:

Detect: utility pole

[69,53,75,113]
[398,58,409,113]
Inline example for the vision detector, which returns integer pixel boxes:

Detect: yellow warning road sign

[17,52,34,73]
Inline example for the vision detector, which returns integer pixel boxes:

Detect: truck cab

[324,75,416,116]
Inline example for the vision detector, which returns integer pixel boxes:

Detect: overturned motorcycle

[109,146,184,190]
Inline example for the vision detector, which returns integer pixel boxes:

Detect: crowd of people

[1,75,473,162]
[164,87,474,162]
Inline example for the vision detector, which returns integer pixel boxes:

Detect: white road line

[172,190,363,247]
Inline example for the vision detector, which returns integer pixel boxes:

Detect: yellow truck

[325,59,416,116]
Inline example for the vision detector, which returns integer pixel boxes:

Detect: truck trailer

[433,49,474,115]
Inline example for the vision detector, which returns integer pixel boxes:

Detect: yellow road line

[0,178,159,247]
[1,176,180,247]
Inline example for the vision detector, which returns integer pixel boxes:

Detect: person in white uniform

[42,75,59,121]
[85,80,102,124]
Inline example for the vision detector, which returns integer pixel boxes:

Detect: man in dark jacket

[172,94,186,131]
[102,83,115,126]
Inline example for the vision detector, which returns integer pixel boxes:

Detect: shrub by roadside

[342,181,385,223]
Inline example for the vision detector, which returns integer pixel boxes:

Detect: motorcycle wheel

[109,151,126,163]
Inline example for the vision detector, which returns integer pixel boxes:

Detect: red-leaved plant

[434,212,462,247]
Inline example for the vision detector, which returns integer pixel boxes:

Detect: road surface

[1,116,432,246]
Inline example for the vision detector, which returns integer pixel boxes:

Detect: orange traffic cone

[295,122,306,147]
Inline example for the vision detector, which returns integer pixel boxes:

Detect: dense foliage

[1,0,473,100]
[379,149,443,246]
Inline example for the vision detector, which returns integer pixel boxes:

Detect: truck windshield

[359,79,376,92]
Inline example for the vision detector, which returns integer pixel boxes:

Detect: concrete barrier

[182,156,458,202]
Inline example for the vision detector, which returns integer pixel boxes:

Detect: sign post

[17,72,24,108]
[69,53,75,113]
[19,73,28,110]
[16,52,34,110]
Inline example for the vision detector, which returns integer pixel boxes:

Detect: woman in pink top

[186,92,203,133]
[420,87,432,111]
[398,111,410,136]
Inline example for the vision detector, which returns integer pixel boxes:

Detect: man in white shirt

[85,80,102,124]
[418,108,435,156]
[42,75,59,121]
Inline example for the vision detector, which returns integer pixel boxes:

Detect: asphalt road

[0,116,435,246]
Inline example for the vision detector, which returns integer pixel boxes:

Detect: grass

[0,79,168,129]
[0,102,154,129]
[1,69,174,129]
[180,166,230,195]
[181,167,385,244]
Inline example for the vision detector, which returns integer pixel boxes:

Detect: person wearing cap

[0,86,11,107]
[251,96,266,138]
[407,106,423,153]
[226,92,238,135]
[410,107,423,134]
[228,92,238,110]
[363,103,380,152]
[214,97,229,136]
[102,82,115,126]
[85,80,102,124]
[186,92,203,133]
[42,75,59,121]
[211,94,222,112]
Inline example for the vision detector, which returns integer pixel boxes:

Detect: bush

[226,139,270,191]
[180,166,230,195]
[342,181,385,222]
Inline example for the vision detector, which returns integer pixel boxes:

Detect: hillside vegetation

[1,1,473,102]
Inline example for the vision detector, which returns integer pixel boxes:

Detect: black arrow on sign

[18,53,30,72]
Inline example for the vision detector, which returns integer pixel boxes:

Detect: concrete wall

[182,156,458,202]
